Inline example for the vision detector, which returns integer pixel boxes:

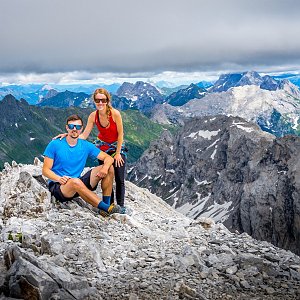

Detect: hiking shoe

[99,204,128,217]
[99,209,110,217]
[120,206,133,215]
[120,206,127,214]
[108,203,124,215]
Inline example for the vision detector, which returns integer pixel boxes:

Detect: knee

[69,178,85,190]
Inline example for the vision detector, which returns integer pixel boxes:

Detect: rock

[0,162,299,299]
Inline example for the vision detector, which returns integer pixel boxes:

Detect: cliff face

[0,160,300,299]
[128,115,300,255]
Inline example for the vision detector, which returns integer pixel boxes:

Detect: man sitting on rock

[42,114,125,216]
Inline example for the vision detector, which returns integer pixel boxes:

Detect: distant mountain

[165,83,207,106]
[272,73,300,88]
[42,89,59,99]
[0,83,121,104]
[128,115,300,255]
[37,91,134,112]
[157,85,189,96]
[0,84,52,104]
[116,81,165,114]
[110,94,131,111]
[51,83,121,94]
[210,71,300,97]
[196,81,213,89]
[37,91,91,108]
[155,85,300,137]
[0,95,169,169]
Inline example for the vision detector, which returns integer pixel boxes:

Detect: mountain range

[154,83,300,137]
[128,115,300,255]
[14,71,300,138]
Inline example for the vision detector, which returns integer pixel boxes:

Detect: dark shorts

[48,169,97,203]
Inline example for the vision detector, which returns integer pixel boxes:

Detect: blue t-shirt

[43,138,100,180]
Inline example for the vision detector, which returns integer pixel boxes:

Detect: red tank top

[94,111,118,152]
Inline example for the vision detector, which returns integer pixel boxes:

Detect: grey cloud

[1,0,300,75]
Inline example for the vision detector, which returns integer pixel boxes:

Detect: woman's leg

[114,154,126,207]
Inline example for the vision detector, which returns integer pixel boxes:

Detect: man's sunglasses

[67,124,83,130]
[94,98,108,104]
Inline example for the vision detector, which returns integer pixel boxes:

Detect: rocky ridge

[0,160,300,299]
[128,115,300,256]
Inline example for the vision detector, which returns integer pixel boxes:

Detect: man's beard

[70,132,79,139]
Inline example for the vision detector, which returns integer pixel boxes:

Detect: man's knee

[69,178,85,190]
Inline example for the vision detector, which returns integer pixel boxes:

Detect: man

[42,114,125,215]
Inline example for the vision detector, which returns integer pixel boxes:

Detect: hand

[114,153,124,167]
[96,166,108,179]
[53,133,67,140]
[59,176,70,185]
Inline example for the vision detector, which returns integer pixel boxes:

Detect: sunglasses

[94,98,108,104]
[67,124,83,130]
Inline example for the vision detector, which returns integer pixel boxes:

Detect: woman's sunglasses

[67,124,83,130]
[94,98,108,104]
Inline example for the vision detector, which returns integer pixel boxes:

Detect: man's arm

[96,151,114,178]
[42,157,70,185]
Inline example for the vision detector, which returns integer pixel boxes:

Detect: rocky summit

[0,160,299,299]
[128,115,300,256]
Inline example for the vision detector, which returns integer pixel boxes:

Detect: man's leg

[60,178,101,207]
[59,167,120,214]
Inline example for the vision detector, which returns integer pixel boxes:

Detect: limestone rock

[0,161,299,299]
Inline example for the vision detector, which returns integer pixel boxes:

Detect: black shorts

[48,169,97,203]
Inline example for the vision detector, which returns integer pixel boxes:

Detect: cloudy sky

[1,0,300,85]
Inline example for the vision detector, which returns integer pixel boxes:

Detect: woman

[55,88,127,211]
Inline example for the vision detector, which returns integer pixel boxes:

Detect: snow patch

[200,201,233,223]
[207,139,220,149]
[231,121,254,133]
[186,129,220,140]
[177,194,211,218]
[211,146,218,160]
[292,116,299,130]
[194,179,211,185]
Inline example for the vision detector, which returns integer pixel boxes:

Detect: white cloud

[0,0,300,83]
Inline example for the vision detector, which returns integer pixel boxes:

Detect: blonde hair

[93,88,113,116]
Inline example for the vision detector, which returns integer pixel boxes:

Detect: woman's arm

[79,111,96,140]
